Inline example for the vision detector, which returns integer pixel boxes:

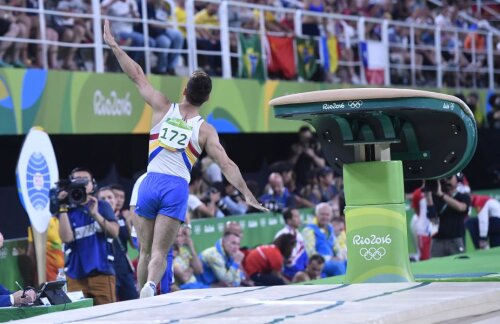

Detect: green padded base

[344,161,414,283]
[344,161,404,205]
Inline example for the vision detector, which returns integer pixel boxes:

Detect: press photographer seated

[56,167,119,305]
[424,174,471,258]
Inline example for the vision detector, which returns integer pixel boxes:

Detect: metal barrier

[0,0,498,89]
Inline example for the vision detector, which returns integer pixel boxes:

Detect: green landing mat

[308,247,500,284]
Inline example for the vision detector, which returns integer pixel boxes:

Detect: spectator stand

[0,1,500,88]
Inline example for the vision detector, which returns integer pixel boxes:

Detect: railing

[0,0,498,89]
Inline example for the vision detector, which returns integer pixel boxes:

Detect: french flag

[360,41,388,85]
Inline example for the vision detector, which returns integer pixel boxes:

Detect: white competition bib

[158,118,193,151]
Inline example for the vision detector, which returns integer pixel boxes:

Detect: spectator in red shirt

[242,233,296,286]
[466,194,500,249]
[409,184,432,261]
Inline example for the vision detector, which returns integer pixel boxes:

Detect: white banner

[16,127,59,232]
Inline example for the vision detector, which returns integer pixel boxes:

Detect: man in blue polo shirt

[58,167,119,305]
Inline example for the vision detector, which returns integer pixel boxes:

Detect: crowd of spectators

[157,125,347,290]
[0,0,498,88]
[3,125,349,305]
[2,122,500,306]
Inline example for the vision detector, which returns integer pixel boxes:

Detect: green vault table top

[270,88,477,180]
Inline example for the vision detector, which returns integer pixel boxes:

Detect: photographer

[217,180,249,216]
[188,168,220,219]
[487,93,500,129]
[424,174,471,258]
[259,173,294,213]
[57,167,119,305]
[193,177,243,218]
[289,126,326,189]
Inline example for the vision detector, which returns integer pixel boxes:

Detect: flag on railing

[239,34,264,81]
[296,37,317,80]
[321,36,340,74]
[360,41,387,85]
[266,35,296,79]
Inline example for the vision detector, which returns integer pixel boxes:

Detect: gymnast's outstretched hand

[103,19,118,49]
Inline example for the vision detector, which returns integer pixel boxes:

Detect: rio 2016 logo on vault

[352,234,392,261]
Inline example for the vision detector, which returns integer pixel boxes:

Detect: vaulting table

[270,88,477,283]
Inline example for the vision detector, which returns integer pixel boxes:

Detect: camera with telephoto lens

[216,199,231,216]
[423,179,450,194]
[263,199,283,213]
[441,178,453,192]
[423,180,438,193]
[51,179,89,208]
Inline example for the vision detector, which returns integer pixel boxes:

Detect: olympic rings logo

[359,247,386,261]
[348,100,363,109]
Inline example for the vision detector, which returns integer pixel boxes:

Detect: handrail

[481,2,500,22]
[0,0,496,89]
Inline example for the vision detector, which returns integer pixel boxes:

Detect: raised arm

[102,19,170,116]
[202,124,268,212]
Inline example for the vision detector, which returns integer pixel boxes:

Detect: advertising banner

[190,209,315,252]
[0,68,489,135]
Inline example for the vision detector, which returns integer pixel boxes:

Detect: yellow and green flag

[239,34,264,81]
[296,37,317,80]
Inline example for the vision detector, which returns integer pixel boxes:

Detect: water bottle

[56,268,67,293]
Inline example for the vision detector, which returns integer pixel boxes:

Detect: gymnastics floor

[13,281,500,323]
